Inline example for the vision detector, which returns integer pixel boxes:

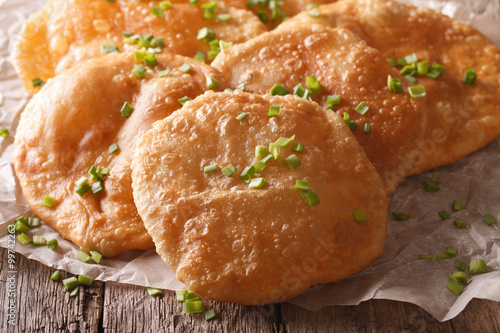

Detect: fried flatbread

[279,0,500,175]
[14,52,228,257]
[211,25,426,193]
[132,90,388,304]
[11,0,266,94]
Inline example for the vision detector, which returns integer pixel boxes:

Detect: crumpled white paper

[1,0,499,321]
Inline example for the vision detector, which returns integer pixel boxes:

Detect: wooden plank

[101,281,277,332]
[0,248,103,333]
[450,298,500,333]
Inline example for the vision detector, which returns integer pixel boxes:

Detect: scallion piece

[235,82,246,91]
[306,3,320,17]
[225,88,234,93]
[15,215,28,224]
[417,60,429,76]
[452,271,467,285]
[454,260,467,272]
[236,112,249,121]
[144,53,157,67]
[469,259,487,275]
[204,164,217,173]
[353,209,368,223]
[69,286,79,297]
[132,65,147,78]
[294,180,309,192]
[405,75,417,84]
[306,75,322,95]
[50,271,61,281]
[256,9,269,23]
[253,161,266,173]
[269,84,289,96]
[151,5,164,17]
[447,278,464,295]
[76,251,92,263]
[293,83,305,97]
[283,154,301,170]
[292,142,304,153]
[261,154,273,164]
[387,75,403,93]
[175,289,189,301]
[160,1,172,10]
[205,309,217,321]
[249,177,267,189]
[385,58,396,67]
[207,76,218,89]
[355,102,369,115]
[183,300,203,313]
[326,94,340,110]
[194,50,206,62]
[239,166,256,183]
[41,195,54,208]
[78,274,93,286]
[15,220,30,234]
[275,135,295,148]
[418,255,433,260]
[423,180,440,192]
[400,64,416,76]
[74,177,90,196]
[438,210,451,220]
[101,45,119,54]
[301,189,320,206]
[108,143,119,154]
[444,247,458,257]
[219,40,233,51]
[255,145,268,158]
[91,180,104,195]
[364,123,371,133]
[408,85,426,99]
[178,63,192,73]
[436,253,451,259]
[147,287,163,296]
[462,68,477,85]
[0,127,9,138]
[483,213,496,225]
[63,277,79,290]
[268,143,281,160]
[222,164,237,177]
[197,27,216,42]
[190,0,200,4]
[17,233,32,245]
[89,251,102,264]
[121,31,131,36]
[33,235,46,246]
[32,77,45,87]
[178,96,191,106]
[452,200,463,211]
[343,112,357,131]
[396,58,407,67]
[120,101,134,118]
[426,71,440,80]
[46,239,58,250]
[217,13,232,21]
[392,212,411,221]
[28,217,40,228]
[158,69,171,77]
[268,104,281,116]
[453,219,467,228]
[404,53,418,64]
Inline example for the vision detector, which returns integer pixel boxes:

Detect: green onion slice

[392,212,411,221]
[249,177,267,189]
[219,40,233,51]
[147,287,164,296]
[50,271,61,281]
[204,164,217,173]
[205,309,218,321]
[206,76,218,90]
[91,180,104,194]
[77,251,92,263]
[452,200,463,211]
[268,143,281,160]
[404,53,418,64]
[364,123,371,133]
[355,102,369,115]
[78,274,93,286]
[158,69,171,77]
[32,77,45,87]
[120,101,134,118]
[269,84,289,96]
[283,154,301,170]
[292,142,304,153]
[436,253,451,259]
[178,96,191,106]
[386,58,396,66]
[144,53,157,67]
[15,220,30,234]
[132,65,147,78]
[41,195,55,208]
[268,104,281,116]
[469,259,487,275]
[301,189,320,206]
[151,5,165,17]
[408,85,426,99]
[235,82,246,91]
[178,63,192,73]
[183,300,203,313]
[46,239,58,250]
[69,286,80,297]
[453,219,467,228]
[306,4,320,17]
[462,68,477,85]
[0,127,9,138]
[438,210,451,220]
[294,180,309,192]
[27,217,40,228]
[236,112,249,121]
[447,278,464,295]
[108,143,119,154]
[90,251,103,264]
[444,247,458,257]
[483,213,496,225]
[417,60,429,76]
[454,260,467,272]
[101,45,119,54]
[418,255,433,260]
[405,75,417,84]
[255,145,268,158]
[63,277,79,290]
[306,75,322,95]
[16,233,32,245]
[261,154,274,164]
[353,209,368,223]
[217,13,232,21]
[194,50,206,62]
[222,164,237,177]
[33,235,47,246]
[253,161,266,173]
[239,165,256,183]
[423,180,440,192]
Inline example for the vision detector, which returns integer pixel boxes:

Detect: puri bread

[131,90,388,304]
[14,52,227,257]
[211,24,427,194]
[11,0,266,94]
[279,0,500,175]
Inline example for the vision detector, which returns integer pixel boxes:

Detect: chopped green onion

[306,75,322,95]
[207,39,220,59]
[178,96,190,106]
[14,215,28,224]
[293,83,305,97]
[396,58,407,67]
[469,259,487,275]
[33,235,46,246]
[364,123,371,133]
[194,50,206,62]
[217,13,232,21]
[405,75,417,84]
[423,180,440,192]
[28,217,40,228]
[222,164,237,177]
[0,127,9,138]
[90,251,102,264]
[15,220,30,234]
[120,101,134,118]
[183,300,203,313]
[197,27,216,42]
[32,77,45,87]
[453,219,467,228]
[343,112,357,131]
[253,161,266,173]
[400,64,416,76]
[74,177,91,196]
[204,164,217,173]
[444,247,458,257]
[387,75,403,93]
[78,274,93,286]
[219,40,233,51]
[294,180,309,192]
[151,5,165,17]
[41,195,54,208]
[201,1,217,20]
[483,213,496,225]
[426,71,441,80]
[427,62,446,79]
[207,76,218,89]
[418,255,433,260]
[256,9,269,23]
[301,189,320,206]
[121,31,131,36]
[392,212,411,221]
[355,102,369,115]
[462,68,477,85]
[50,271,61,281]
[101,45,119,54]
[160,1,172,10]
[91,180,104,194]
[132,65,147,78]
[268,143,281,160]
[452,271,467,285]
[326,94,340,110]
[147,287,163,296]
[16,233,32,245]
[46,239,58,250]
[261,154,274,164]
[404,53,418,64]
[447,278,464,295]
[292,142,304,153]
[454,260,467,272]
[255,145,268,158]
[144,53,157,67]
[283,154,301,170]
[77,251,92,263]
[235,82,246,91]
[249,177,267,189]
[436,253,451,259]
[175,289,189,301]
[269,84,289,96]
[235,112,249,121]
[205,309,217,321]
[178,63,192,73]
[353,209,368,223]
[408,85,426,99]
[63,277,79,290]
[108,143,119,154]
[190,0,200,4]
[275,135,295,148]
[268,104,281,116]
[438,210,451,220]
[385,58,396,66]
[306,4,320,17]
[239,166,256,183]
[452,200,463,211]
[69,286,79,297]
[158,69,171,77]
[417,60,429,76]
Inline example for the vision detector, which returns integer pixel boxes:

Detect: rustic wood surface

[1,248,499,332]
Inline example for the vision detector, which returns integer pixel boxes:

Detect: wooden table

[1,248,499,332]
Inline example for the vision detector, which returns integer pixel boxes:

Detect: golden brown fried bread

[132,90,388,304]
[279,0,500,175]
[14,52,227,257]
[212,25,426,193]
[11,0,266,94]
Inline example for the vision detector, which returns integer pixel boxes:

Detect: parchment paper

[1,0,499,322]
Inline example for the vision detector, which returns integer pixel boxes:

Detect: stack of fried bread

[11,0,500,304]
